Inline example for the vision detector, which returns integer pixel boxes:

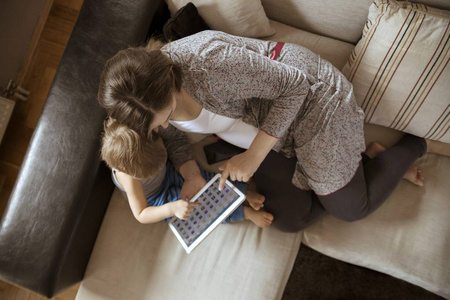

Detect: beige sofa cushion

[76,188,302,300]
[342,0,450,143]
[303,123,450,299]
[165,0,275,38]
[261,0,373,44]
[261,0,450,44]
[262,20,355,70]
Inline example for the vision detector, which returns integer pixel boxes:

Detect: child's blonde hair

[101,118,167,179]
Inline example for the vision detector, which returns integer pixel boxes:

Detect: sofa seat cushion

[303,123,450,299]
[76,188,302,300]
[262,20,355,71]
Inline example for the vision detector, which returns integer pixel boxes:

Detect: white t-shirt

[169,108,259,149]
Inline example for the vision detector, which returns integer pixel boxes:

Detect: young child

[101,118,273,228]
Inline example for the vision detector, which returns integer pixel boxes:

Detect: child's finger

[187,202,201,210]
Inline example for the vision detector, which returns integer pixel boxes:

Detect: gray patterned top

[160,30,365,195]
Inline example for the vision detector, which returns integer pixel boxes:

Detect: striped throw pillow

[342,0,450,142]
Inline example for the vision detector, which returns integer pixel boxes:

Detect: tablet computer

[168,173,246,254]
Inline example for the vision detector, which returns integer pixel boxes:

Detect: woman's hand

[218,151,261,187]
[170,200,202,220]
[218,130,278,190]
[179,160,207,200]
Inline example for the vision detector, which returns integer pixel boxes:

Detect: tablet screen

[169,173,245,253]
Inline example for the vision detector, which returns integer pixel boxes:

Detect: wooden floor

[0,0,83,299]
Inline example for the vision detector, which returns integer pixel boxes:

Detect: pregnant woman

[98,30,443,232]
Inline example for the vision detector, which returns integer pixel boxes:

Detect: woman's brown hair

[101,118,167,179]
[98,39,182,138]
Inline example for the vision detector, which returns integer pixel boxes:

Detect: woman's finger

[230,172,237,181]
[219,169,229,191]
[218,161,227,171]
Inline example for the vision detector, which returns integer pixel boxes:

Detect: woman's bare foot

[365,142,424,186]
[244,206,273,228]
[426,139,450,157]
[245,190,265,211]
[403,165,424,186]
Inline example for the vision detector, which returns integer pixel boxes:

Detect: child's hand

[171,200,202,220]
[180,174,206,200]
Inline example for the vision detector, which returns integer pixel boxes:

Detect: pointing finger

[219,170,229,191]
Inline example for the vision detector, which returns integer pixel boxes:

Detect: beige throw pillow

[342,0,450,143]
[165,0,276,38]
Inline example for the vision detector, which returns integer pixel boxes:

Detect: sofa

[0,0,449,299]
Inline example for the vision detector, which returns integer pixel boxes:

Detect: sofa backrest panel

[261,0,450,44]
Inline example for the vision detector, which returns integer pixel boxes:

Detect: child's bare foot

[365,142,424,186]
[426,139,450,157]
[244,207,273,228]
[245,190,265,211]
[403,165,424,186]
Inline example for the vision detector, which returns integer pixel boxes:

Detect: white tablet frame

[169,173,246,254]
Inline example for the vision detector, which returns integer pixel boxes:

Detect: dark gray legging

[253,134,427,232]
